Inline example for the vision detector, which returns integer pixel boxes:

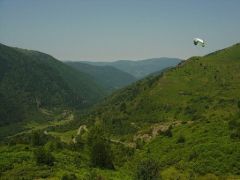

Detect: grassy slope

[82,43,240,178]
[92,43,240,135]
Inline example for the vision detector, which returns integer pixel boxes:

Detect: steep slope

[0,43,105,125]
[91,43,240,134]
[84,58,182,79]
[65,61,137,92]
[82,43,240,177]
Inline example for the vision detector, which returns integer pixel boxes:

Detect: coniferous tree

[88,125,114,169]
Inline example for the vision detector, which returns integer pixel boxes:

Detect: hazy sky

[0,0,240,61]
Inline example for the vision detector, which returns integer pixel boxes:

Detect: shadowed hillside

[65,61,137,93]
[0,43,105,125]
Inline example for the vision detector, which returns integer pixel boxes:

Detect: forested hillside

[0,43,105,125]
[65,61,136,92]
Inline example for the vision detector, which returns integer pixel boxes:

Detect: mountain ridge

[65,61,137,93]
[73,57,182,79]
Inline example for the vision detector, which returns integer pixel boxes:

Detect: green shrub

[188,151,198,161]
[61,173,77,180]
[237,100,240,109]
[112,144,135,167]
[230,128,240,139]
[135,158,160,180]
[88,125,114,169]
[177,135,185,144]
[89,138,114,169]
[229,118,240,139]
[84,169,105,180]
[34,147,55,166]
[44,140,62,151]
[74,135,85,149]
[228,118,240,130]
[119,102,127,112]
[136,139,145,149]
[30,131,48,146]
[162,126,172,137]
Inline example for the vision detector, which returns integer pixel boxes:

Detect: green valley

[0,43,105,139]
[0,43,240,179]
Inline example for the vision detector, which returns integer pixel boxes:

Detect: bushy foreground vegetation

[1,117,240,179]
[0,125,133,179]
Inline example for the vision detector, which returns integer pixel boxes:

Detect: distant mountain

[82,58,182,79]
[65,61,137,93]
[0,43,105,125]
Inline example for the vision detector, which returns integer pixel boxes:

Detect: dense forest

[0,43,106,126]
[65,61,137,93]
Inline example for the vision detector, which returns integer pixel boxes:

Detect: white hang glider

[193,38,205,47]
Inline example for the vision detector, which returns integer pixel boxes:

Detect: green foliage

[66,61,137,93]
[90,140,113,169]
[228,116,240,139]
[1,43,240,179]
[135,158,160,180]
[112,144,135,167]
[0,43,105,125]
[176,134,185,144]
[44,140,63,151]
[30,131,49,146]
[162,126,173,137]
[237,100,240,109]
[136,139,145,149]
[129,119,240,177]
[61,173,77,180]
[84,169,105,180]
[87,43,240,136]
[74,134,85,149]
[119,102,127,112]
[88,126,114,169]
[34,147,55,166]
[0,144,127,179]
[79,43,240,178]
[0,92,25,126]
[230,127,240,139]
